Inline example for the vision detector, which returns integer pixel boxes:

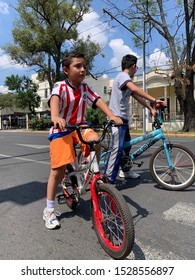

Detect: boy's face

[129,64,138,78]
[63,57,86,88]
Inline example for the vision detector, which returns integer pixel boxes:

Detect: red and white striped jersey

[50,79,100,124]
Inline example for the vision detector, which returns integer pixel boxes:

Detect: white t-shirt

[109,72,132,119]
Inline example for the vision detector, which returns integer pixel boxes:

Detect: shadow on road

[0,181,47,205]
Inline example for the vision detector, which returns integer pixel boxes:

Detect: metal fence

[131,111,184,130]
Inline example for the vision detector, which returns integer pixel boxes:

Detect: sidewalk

[0,129,49,133]
[1,128,195,137]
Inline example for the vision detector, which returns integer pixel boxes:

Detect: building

[31,74,50,117]
[1,69,194,131]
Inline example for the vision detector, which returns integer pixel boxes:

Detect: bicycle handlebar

[50,121,114,146]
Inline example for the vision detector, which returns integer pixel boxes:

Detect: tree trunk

[182,68,195,132]
[174,74,195,132]
[182,43,195,132]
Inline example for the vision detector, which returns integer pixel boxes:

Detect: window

[103,86,108,94]
[44,89,48,98]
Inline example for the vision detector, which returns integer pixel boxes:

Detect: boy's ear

[63,66,68,75]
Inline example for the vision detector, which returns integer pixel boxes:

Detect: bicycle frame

[100,110,174,169]
[66,124,109,193]
[76,150,102,192]
[126,128,173,168]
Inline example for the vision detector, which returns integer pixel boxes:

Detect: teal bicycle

[78,105,195,191]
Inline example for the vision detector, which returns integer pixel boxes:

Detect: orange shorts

[50,128,96,169]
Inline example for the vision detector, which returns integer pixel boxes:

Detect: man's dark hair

[121,54,137,70]
[62,52,85,67]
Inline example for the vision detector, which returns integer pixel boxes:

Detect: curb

[1,129,195,137]
[131,132,195,137]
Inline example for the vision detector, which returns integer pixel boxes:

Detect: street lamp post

[142,18,149,133]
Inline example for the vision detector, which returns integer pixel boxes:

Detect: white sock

[46,199,54,209]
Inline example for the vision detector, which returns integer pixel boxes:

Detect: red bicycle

[57,121,135,259]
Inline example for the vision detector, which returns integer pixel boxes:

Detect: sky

[0,0,172,93]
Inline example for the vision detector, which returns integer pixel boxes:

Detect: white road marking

[16,144,49,149]
[127,239,185,260]
[163,202,195,227]
[0,153,50,165]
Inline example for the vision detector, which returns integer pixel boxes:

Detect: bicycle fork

[162,140,174,168]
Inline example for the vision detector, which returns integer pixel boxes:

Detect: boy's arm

[132,94,157,117]
[95,98,123,124]
[50,95,65,129]
[127,81,163,103]
[127,81,164,116]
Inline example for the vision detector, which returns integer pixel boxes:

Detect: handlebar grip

[150,101,164,110]
[155,103,164,110]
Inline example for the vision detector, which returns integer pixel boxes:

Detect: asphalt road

[0,130,195,260]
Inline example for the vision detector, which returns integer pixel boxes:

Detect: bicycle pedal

[77,187,87,195]
[133,161,144,167]
[57,194,67,204]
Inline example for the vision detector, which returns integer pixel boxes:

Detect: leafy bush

[29,117,50,130]
[86,101,109,126]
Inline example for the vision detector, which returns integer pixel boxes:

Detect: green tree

[5,75,40,114]
[0,93,14,110]
[4,74,23,92]
[104,0,195,131]
[86,101,109,126]
[5,0,101,91]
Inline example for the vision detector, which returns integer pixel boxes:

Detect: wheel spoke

[152,145,195,190]
[99,194,124,246]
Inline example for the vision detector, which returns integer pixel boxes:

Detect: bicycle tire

[150,144,195,190]
[91,183,134,259]
[62,164,80,210]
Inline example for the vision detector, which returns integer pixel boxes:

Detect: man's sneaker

[43,207,61,229]
[118,169,140,179]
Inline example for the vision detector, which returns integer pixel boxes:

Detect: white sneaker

[43,208,61,229]
[118,170,140,179]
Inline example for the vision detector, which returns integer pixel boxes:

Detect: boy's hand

[110,116,123,124]
[150,99,165,118]
[155,99,165,108]
[156,99,164,105]
[150,108,157,118]
[52,117,66,129]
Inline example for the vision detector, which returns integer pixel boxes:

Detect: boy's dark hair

[121,54,137,71]
[62,52,85,67]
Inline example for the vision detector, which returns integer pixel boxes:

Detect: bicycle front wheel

[91,183,134,259]
[150,144,195,190]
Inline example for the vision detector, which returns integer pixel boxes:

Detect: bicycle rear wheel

[61,164,80,210]
[91,183,134,259]
[150,144,195,190]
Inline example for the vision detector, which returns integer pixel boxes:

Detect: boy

[43,52,122,229]
[104,54,164,184]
